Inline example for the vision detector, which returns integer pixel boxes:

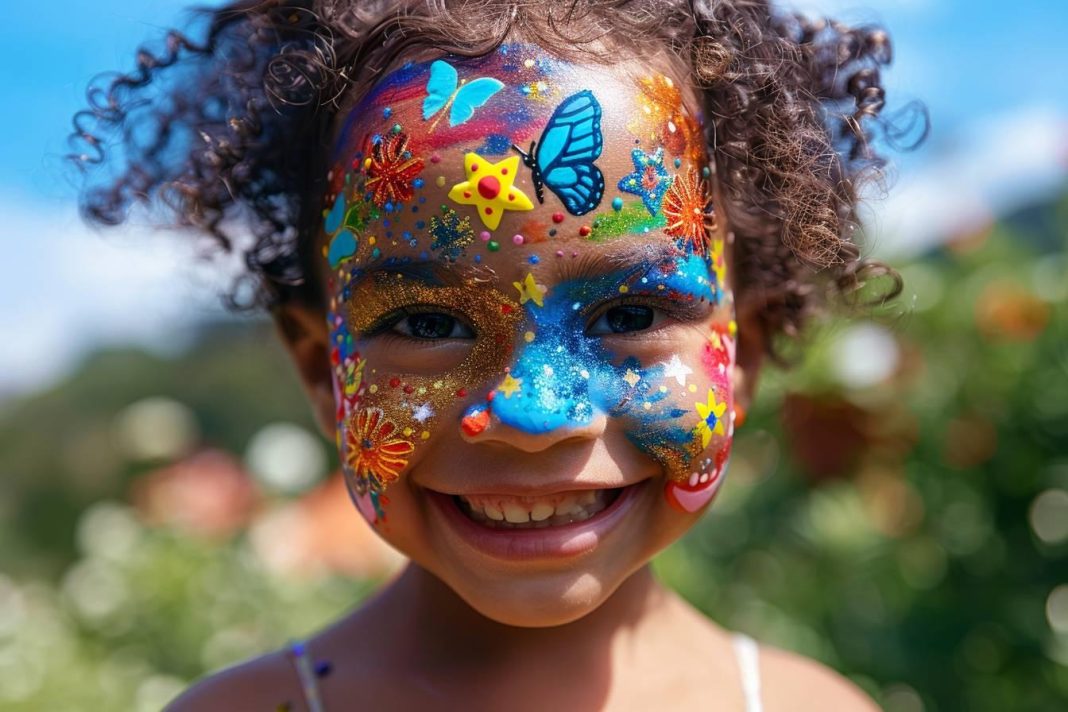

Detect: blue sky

[1,0,1066,395]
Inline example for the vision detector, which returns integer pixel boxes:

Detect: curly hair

[69,0,925,358]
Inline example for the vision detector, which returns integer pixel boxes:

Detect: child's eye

[587,304,662,335]
[390,311,475,340]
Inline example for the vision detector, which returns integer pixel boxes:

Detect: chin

[447,568,622,628]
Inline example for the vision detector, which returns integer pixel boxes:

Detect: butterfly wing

[535,90,605,216]
[449,77,505,127]
[423,60,458,120]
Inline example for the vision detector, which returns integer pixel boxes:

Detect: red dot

[403,384,414,394]
[456,388,467,398]
[487,391,496,401]
[502,167,509,175]
[508,193,515,201]
[501,304,513,314]
[471,162,479,172]
[485,207,493,215]
[552,212,565,223]
[389,377,400,388]
[579,225,592,236]
[477,175,501,199]
[463,191,471,199]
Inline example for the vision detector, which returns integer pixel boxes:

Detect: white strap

[732,633,764,712]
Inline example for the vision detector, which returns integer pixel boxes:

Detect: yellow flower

[694,389,727,448]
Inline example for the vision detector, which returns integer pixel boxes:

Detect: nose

[460,360,608,452]
[462,398,608,452]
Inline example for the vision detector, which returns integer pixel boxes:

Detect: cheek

[615,324,735,515]
[327,300,523,526]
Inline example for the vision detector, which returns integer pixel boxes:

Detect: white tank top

[288,633,764,710]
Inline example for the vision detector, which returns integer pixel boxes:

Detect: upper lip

[424,481,644,498]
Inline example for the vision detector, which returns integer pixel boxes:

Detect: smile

[454,489,623,529]
[427,481,647,561]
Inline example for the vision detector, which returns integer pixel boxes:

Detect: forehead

[320,45,715,286]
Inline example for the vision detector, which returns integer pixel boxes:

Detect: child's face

[315,48,738,625]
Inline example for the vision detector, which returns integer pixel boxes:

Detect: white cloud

[0,197,234,398]
[866,105,1068,258]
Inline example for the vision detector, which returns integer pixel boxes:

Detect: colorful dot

[435,176,446,187]
[529,255,540,264]
[524,331,536,342]
[612,197,624,211]
[480,230,491,241]
[578,225,591,237]
[512,234,525,245]
[488,240,500,251]
[552,212,565,223]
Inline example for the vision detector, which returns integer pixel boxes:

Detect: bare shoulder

[758,644,880,712]
[165,648,301,712]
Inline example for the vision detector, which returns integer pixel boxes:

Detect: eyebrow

[344,240,683,293]
[555,241,682,284]
[345,256,495,291]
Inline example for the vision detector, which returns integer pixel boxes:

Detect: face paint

[321,45,733,526]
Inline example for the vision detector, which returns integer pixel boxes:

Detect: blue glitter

[413,178,425,189]
[383,107,393,119]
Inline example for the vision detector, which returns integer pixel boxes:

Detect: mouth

[426,481,646,561]
[453,489,623,529]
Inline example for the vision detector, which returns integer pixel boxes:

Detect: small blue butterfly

[513,90,605,216]
[422,60,505,127]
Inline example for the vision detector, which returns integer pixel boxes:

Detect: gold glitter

[618,285,629,293]
[623,369,641,387]
[524,331,536,343]
[417,387,427,395]
[643,402,652,410]
[369,384,378,393]
[421,431,431,440]
[403,427,413,436]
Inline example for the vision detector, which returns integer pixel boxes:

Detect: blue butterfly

[513,90,605,216]
[422,60,504,127]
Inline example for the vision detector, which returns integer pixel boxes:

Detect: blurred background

[1,1,1066,710]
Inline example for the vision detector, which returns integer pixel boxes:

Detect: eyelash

[362,305,474,341]
[583,295,710,334]
[359,295,710,341]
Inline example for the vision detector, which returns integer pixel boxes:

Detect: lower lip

[427,482,645,562]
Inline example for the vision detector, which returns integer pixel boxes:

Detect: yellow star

[497,374,523,398]
[694,388,727,448]
[622,369,641,387]
[448,153,533,230]
[513,273,545,307]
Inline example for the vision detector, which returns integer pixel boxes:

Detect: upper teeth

[459,490,610,527]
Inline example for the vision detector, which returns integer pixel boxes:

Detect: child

[73,1,908,709]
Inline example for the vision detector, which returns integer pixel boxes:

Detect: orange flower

[662,170,712,253]
[345,408,415,493]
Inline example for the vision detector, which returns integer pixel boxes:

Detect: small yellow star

[513,272,545,307]
[694,388,727,448]
[448,153,533,230]
[622,369,641,387]
[708,330,723,350]
[498,374,523,398]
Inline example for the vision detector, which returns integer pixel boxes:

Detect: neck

[364,562,673,670]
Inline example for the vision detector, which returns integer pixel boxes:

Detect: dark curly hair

[69,0,925,359]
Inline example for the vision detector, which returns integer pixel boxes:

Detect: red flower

[364,132,424,207]
[345,408,415,494]
[662,170,711,253]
